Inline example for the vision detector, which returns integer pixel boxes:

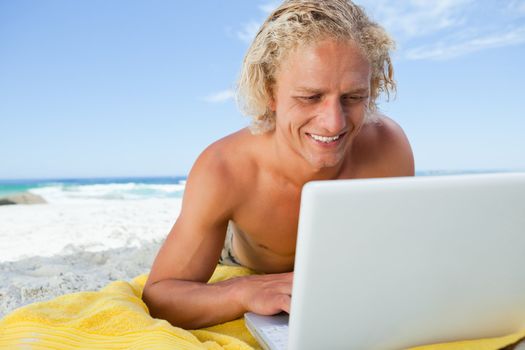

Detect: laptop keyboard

[260,323,289,350]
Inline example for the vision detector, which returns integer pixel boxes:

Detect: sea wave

[29,181,186,202]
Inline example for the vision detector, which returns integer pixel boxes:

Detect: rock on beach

[0,192,47,205]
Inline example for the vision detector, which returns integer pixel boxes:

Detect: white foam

[30,182,185,203]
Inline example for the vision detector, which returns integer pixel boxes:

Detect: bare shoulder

[191,128,257,186]
[183,128,257,218]
[352,114,415,177]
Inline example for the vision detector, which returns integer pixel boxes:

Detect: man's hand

[237,272,293,315]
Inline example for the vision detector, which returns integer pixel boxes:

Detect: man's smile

[305,132,347,145]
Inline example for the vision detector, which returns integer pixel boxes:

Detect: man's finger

[279,294,291,314]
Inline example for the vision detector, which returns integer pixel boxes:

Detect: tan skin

[142,39,415,329]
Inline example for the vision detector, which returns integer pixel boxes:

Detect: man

[142,0,414,329]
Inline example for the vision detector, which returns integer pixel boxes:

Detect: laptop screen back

[288,173,525,350]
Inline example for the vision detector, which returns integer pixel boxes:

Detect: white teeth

[309,133,341,143]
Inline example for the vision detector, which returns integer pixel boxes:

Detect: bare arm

[142,144,292,329]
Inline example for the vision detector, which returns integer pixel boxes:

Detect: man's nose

[319,97,346,133]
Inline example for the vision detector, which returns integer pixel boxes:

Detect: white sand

[0,198,181,318]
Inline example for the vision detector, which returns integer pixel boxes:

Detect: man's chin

[306,155,345,171]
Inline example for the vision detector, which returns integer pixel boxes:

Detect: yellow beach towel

[1,265,524,350]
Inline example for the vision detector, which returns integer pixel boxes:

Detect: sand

[0,198,181,318]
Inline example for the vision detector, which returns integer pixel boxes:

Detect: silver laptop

[245,173,525,350]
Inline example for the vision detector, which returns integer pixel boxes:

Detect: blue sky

[1,0,524,179]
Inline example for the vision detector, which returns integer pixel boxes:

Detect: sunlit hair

[237,0,396,134]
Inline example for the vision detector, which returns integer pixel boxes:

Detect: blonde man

[143,0,414,329]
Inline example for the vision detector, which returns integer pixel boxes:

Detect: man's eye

[300,95,321,102]
[342,95,368,103]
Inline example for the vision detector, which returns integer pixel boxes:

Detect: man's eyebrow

[293,86,370,94]
[293,87,324,94]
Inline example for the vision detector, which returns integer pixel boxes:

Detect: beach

[0,179,183,318]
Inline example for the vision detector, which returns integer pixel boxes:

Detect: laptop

[244,173,525,350]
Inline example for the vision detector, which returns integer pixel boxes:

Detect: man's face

[271,39,371,170]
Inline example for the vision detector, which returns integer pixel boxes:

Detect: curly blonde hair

[237,0,396,134]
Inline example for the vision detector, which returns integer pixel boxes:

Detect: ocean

[0,176,187,202]
[0,170,511,203]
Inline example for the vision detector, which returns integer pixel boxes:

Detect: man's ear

[268,86,276,112]
[268,96,276,112]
